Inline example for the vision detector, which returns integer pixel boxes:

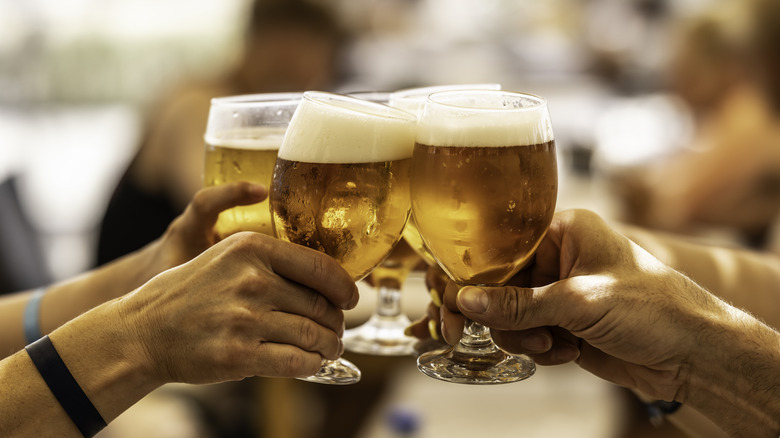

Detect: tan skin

[410,209,780,437]
[0,181,270,355]
[0,184,358,436]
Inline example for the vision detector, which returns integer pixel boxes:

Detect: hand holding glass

[410,90,558,384]
[270,91,416,384]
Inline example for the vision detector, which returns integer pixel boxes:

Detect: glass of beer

[340,84,506,356]
[411,90,558,384]
[346,90,391,104]
[389,83,502,265]
[203,93,301,238]
[270,91,416,384]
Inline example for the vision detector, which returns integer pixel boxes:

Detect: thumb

[456,283,562,331]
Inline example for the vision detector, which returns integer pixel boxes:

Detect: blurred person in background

[614,0,780,249]
[97,0,347,265]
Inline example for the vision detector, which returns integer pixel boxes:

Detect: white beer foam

[279,92,416,163]
[204,126,287,151]
[415,93,555,147]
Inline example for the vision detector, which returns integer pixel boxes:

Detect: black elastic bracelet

[25,335,107,437]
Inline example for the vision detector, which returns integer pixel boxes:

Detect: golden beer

[269,91,416,382]
[204,127,285,238]
[411,89,557,384]
[411,142,557,285]
[401,217,437,266]
[271,158,411,281]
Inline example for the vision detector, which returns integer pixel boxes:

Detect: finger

[456,282,569,331]
[257,312,343,360]
[442,280,460,313]
[405,316,432,340]
[254,343,324,378]
[262,237,359,310]
[491,327,553,355]
[185,182,268,229]
[525,342,581,366]
[440,304,464,345]
[425,266,448,298]
[426,304,442,341]
[265,279,345,335]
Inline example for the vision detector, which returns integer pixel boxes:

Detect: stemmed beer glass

[342,84,504,356]
[389,84,502,266]
[203,93,302,238]
[410,90,558,384]
[270,91,417,384]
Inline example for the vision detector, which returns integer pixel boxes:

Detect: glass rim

[426,89,547,112]
[390,83,502,101]
[302,91,416,123]
[209,92,303,108]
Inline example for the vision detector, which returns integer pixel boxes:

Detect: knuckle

[306,292,329,320]
[280,349,314,377]
[296,319,320,350]
[494,287,527,328]
[190,189,211,216]
[312,253,326,278]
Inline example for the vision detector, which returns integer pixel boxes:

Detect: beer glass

[203,93,302,238]
[341,84,504,356]
[270,91,416,384]
[410,90,558,384]
[346,90,391,104]
[390,83,502,265]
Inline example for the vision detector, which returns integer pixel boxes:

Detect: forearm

[0,239,168,356]
[41,239,166,333]
[682,305,780,437]
[620,224,780,328]
[0,299,161,436]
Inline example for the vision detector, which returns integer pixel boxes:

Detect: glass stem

[458,319,494,349]
[376,284,402,317]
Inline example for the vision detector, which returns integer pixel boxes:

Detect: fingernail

[428,319,440,341]
[521,333,551,353]
[403,326,413,337]
[458,287,488,313]
[429,289,442,307]
[338,338,345,357]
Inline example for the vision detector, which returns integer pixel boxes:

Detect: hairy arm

[619,224,780,328]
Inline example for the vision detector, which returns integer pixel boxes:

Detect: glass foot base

[343,314,415,356]
[417,345,535,385]
[299,358,361,385]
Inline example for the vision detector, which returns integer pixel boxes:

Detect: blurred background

[2,0,779,437]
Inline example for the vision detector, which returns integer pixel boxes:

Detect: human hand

[153,181,268,271]
[118,232,359,383]
[441,209,733,402]
[405,264,449,341]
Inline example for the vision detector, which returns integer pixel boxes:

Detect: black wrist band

[25,335,107,437]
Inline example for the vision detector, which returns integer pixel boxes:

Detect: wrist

[113,283,173,386]
[49,299,164,422]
